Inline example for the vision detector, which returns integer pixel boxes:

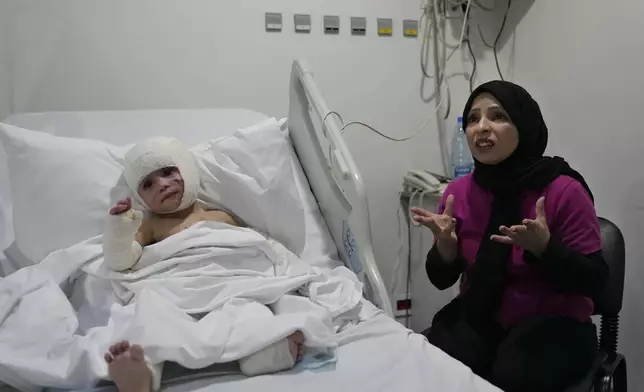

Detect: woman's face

[465,93,519,165]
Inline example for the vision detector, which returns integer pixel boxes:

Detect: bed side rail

[287,60,393,317]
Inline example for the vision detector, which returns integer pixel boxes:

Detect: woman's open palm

[411,194,457,243]
[491,197,551,256]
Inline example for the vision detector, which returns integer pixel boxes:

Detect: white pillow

[0,124,130,262]
[0,119,339,268]
[196,119,307,255]
[198,119,339,269]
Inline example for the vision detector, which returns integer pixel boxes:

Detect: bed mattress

[61,313,498,392]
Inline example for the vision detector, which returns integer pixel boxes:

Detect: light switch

[294,14,311,33]
[403,19,419,38]
[378,18,393,36]
[324,15,340,35]
[265,12,283,32]
[351,17,367,36]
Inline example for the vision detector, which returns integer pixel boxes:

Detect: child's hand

[110,198,132,215]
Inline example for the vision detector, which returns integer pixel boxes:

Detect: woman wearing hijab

[411,81,608,392]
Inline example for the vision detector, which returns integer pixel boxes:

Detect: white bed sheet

[165,314,499,392]
[58,313,498,392]
[0,109,499,391]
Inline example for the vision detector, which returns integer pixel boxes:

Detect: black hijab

[459,80,593,326]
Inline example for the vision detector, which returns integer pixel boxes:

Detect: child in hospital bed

[102,137,304,392]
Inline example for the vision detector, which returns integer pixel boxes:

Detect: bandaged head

[123,137,199,214]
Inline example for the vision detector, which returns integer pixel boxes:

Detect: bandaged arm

[103,209,147,271]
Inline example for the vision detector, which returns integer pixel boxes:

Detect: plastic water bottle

[450,117,474,179]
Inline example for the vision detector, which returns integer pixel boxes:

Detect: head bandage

[124,137,199,214]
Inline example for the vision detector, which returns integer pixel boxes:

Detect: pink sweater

[437,174,602,328]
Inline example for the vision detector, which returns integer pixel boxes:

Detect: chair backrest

[594,217,626,315]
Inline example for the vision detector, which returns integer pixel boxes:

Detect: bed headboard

[288,60,393,317]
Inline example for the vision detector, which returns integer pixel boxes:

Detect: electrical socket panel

[265,12,283,32]
[350,17,367,36]
[403,19,419,37]
[377,18,393,36]
[393,293,412,318]
[323,15,340,34]
[294,14,311,33]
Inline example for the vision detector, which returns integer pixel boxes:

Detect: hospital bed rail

[287,60,394,317]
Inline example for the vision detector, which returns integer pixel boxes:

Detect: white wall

[0,1,10,120]
[2,0,643,390]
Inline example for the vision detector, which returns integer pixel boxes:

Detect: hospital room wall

[0,0,508,324]
[1,0,643,388]
[0,1,10,121]
[0,0,477,305]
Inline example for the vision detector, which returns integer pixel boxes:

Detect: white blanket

[0,222,369,391]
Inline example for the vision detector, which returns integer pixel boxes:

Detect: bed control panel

[342,221,363,275]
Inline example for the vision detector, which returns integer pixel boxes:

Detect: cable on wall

[493,0,512,80]
[466,24,477,92]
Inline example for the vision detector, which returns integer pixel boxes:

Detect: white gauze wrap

[103,209,144,271]
[123,136,199,213]
[103,137,199,271]
[239,338,296,376]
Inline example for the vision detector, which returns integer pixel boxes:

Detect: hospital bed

[0,60,499,392]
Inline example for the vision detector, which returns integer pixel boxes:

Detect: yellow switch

[377,18,393,37]
[403,19,419,38]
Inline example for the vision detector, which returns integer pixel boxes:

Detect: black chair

[565,217,627,392]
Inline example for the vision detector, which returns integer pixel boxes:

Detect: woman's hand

[491,197,551,257]
[411,194,457,243]
[411,195,458,262]
[110,197,132,215]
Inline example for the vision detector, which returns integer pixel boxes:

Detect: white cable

[448,0,497,11]
[322,111,344,127]
[391,190,419,299]
[420,10,434,79]
[393,188,431,327]
[391,202,405,300]
[473,0,497,11]
[339,97,446,142]
[327,1,472,143]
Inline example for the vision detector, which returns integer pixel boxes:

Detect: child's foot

[287,331,305,363]
[104,341,151,392]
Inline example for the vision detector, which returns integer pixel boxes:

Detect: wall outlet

[393,294,412,317]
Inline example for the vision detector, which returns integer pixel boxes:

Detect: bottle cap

[457,117,463,123]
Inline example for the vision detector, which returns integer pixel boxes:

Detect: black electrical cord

[493,0,512,80]
[466,28,477,92]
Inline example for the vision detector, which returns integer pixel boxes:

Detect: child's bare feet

[104,341,151,392]
[287,331,305,363]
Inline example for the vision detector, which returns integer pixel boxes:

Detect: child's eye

[142,180,152,189]
[162,167,176,176]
